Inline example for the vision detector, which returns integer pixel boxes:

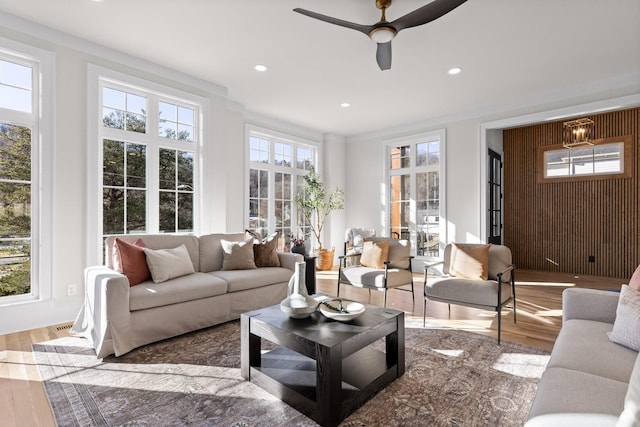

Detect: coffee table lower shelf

[249,345,398,424]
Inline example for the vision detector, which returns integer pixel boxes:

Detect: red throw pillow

[114,238,150,286]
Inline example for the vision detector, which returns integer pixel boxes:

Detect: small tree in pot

[293,167,344,270]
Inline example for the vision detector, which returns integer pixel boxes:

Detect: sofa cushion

[340,266,412,289]
[549,318,637,383]
[609,285,640,351]
[199,233,245,272]
[527,367,627,419]
[425,276,512,307]
[144,244,195,283]
[211,267,293,293]
[113,238,150,286]
[450,243,490,280]
[129,272,228,311]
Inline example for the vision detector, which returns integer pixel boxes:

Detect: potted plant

[293,167,344,270]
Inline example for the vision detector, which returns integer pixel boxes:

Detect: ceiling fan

[293,0,468,70]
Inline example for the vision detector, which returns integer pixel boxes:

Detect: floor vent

[55,323,73,331]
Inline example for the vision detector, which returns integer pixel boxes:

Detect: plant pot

[316,248,335,271]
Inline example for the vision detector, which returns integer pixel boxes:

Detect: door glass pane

[389,174,410,238]
[417,172,439,257]
[390,146,410,169]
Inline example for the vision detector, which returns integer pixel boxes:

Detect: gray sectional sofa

[72,233,301,358]
[526,287,639,426]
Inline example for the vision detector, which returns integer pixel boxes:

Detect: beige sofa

[525,287,640,426]
[72,233,301,358]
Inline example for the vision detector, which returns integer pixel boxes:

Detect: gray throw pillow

[608,285,640,351]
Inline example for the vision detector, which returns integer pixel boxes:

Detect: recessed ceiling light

[254,64,268,72]
[341,102,351,108]
[448,67,462,75]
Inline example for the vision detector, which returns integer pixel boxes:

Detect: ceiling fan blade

[376,42,392,70]
[391,0,468,32]
[293,8,373,36]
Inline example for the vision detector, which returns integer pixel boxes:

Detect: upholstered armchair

[337,236,414,307]
[423,243,516,343]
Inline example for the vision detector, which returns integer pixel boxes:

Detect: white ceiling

[1,0,639,137]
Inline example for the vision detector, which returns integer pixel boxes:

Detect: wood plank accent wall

[503,107,639,278]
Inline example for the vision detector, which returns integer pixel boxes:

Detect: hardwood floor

[0,269,627,426]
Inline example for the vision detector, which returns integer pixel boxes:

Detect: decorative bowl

[280,295,318,319]
[319,299,365,322]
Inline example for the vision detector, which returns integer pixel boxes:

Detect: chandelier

[563,118,594,149]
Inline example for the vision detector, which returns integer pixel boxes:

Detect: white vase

[280,261,316,318]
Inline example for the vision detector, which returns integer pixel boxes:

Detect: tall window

[0,44,53,302]
[387,130,446,259]
[95,72,201,252]
[246,127,316,250]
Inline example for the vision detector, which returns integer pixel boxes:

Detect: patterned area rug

[33,320,549,426]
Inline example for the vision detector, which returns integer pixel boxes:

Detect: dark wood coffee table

[240,298,404,427]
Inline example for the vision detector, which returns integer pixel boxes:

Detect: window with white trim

[0,43,53,302]
[97,77,201,243]
[246,127,317,250]
[386,130,446,260]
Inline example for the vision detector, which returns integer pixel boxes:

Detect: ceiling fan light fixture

[369,26,396,43]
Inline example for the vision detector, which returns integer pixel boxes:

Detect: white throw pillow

[143,244,195,283]
[221,238,257,270]
[618,353,640,427]
[608,285,640,351]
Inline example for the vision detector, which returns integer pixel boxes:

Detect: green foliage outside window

[0,123,31,297]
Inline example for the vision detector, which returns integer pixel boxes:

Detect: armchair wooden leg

[337,282,340,297]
